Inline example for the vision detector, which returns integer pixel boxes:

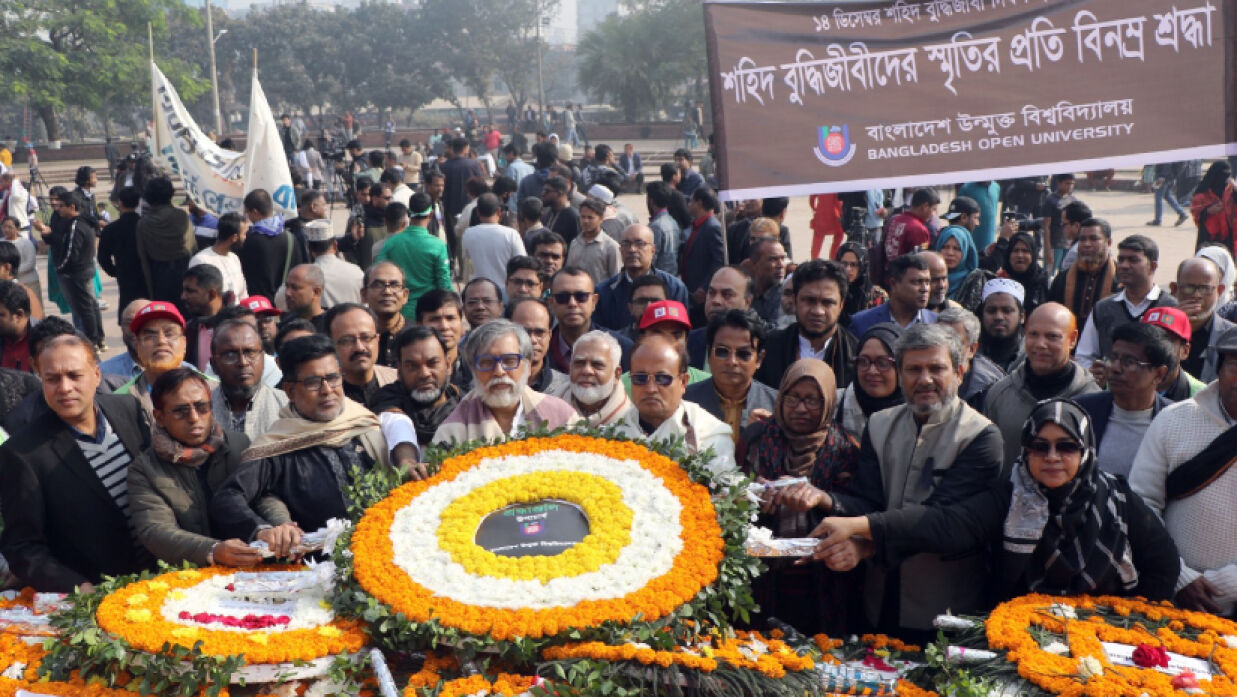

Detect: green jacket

[376,225,452,319]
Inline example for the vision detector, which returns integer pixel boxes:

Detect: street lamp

[205,0,225,138]
[536,14,548,125]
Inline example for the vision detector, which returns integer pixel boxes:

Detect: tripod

[26,166,50,206]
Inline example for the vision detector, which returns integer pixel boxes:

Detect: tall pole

[205,0,224,138]
[536,14,546,124]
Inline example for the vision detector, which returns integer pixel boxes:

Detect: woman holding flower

[810,398,1179,603]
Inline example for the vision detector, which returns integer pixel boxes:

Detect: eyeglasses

[140,327,184,343]
[630,372,677,387]
[1177,283,1217,297]
[335,333,378,348]
[287,373,343,392]
[783,394,823,411]
[619,240,652,249]
[168,400,211,420]
[551,291,592,305]
[1104,354,1153,371]
[712,345,756,362]
[367,280,404,292]
[216,348,262,366]
[855,356,896,372]
[475,353,523,372]
[1026,439,1084,456]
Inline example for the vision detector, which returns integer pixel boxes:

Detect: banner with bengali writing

[704,0,1237,201]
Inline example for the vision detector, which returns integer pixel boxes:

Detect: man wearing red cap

[115,301,210,414]
[241,296,282,356]
[621,300,710,392]
[1142,306,1207,401]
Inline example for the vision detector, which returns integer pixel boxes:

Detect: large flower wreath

[901,594,1237,697]
[331,425,762,666]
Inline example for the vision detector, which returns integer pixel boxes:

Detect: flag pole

[253,48,258,71]
[148,23,154,62]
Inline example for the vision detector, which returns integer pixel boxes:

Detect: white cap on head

[981,277,1025,305]
[587,184,615,205]
[303,219,334,242]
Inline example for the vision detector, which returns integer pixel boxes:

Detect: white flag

[243,70,297,217]
[150,61,245,216]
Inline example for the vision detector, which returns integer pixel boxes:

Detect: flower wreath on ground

[897,594,1237,697]
[332,424,763,670]
[37,565,367,697]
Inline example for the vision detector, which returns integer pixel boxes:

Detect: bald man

[594,224,688,331]
[983,302,1100,472]
[1173,257,1234,383]
[613,334,735,476]
[281,264,328,333]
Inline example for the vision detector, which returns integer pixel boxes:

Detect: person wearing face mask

[812,398,1179,607]
[835,323,904,439]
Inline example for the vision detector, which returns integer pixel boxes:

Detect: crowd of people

[0,130,1234,645]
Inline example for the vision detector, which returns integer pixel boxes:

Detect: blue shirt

[594,269,689,331]
[848,303,938,339]
[958,181,1001,251]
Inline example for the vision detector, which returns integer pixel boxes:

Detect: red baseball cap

[240,295,282,317]
[638,300,692,331]
[130,301,185,334]
[1142,307,1191,343]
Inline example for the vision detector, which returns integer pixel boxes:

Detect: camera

[1002,210,1041,233]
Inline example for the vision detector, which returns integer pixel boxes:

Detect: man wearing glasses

[595,224,688,331]
[362,263,410,369]
[546,267,633,374]
[211,334,420,558]
[433,320,580,445]
[116,301,211,416]
[613,333,735,476]
[325,303,398,407]
[209,320,287,439]
[683,309,776,443]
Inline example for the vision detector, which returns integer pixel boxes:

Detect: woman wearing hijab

[1191,161,1236,252]
[740,359,860,635]
[998,232,1050,317]
[835,241,887,327]
[836,323,904,438]
[933,225,979,300]
[811,399,1179,604]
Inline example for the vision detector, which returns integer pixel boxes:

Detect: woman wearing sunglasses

[739,358,860,635]
[811,398,1179,602]
[128,367,270,568]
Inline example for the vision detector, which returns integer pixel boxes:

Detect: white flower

[161,570,336,632]
[1043,641,1069,655]
[1077,656,1104,680]
[388,450,687,610]
[932,614,976,631]
[1048,604,1077,620]
[1225,635,1237,649]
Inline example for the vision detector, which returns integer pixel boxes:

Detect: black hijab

[837,241,875,322]
[852,323,905,417]
[1004,399,1139,596]
[1002,232,1047,290]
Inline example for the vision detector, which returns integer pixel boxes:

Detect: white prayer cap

[587,183,615,205]
[981,277,1025,305]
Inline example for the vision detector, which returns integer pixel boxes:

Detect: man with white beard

[551,330,631,426]
[370,325,463,445]
[433,319,581,444]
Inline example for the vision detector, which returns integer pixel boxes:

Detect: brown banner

[704,0,1237,200]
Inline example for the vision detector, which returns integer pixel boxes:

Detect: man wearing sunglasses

[622,300,711,393]
[613,334,736,476]
[211,334,419,558]
[683,309,775,443]
[546,267,633,374]
[433,320,580,445]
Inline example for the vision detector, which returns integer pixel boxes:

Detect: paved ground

[26,148,1197,363]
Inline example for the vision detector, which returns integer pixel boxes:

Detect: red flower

[1131,643,1169,668]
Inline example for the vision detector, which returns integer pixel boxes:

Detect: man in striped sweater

[0,334,152,591]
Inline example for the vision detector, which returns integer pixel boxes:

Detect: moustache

[349,351,371,362]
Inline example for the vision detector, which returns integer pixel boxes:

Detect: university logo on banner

[704,0,1237,201]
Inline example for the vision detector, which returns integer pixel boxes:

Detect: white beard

[571,380,613,405]
[481,374,527,409]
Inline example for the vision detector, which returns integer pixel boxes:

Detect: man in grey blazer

[684,309,777,443]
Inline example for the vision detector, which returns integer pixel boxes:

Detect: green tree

[0,0,206,142]
[579,0,706,121]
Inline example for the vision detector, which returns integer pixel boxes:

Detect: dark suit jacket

[0,393,152,591]
[1074,391,1172,447]
[755,323,858,390]
[684,377,778,429]
[688,328,708,369]
[679,215,725,306]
